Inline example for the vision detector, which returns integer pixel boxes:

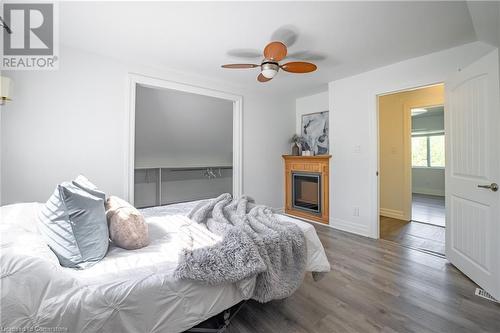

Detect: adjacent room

[1,1,500,332]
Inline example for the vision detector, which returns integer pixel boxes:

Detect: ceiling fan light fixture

[261,62,279,79]
[221,40,318,83]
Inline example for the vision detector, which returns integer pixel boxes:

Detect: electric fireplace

[283,155,331,224]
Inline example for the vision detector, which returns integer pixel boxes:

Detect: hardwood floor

[226,224,500,333]
[412,193,445,227]
[380,216,445,256]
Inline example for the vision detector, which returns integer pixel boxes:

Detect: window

[411,133,445,167]
[411,136,428,167]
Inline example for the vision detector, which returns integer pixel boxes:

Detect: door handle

[477,183,499,192]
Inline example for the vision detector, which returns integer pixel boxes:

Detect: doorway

[378,84,446,256]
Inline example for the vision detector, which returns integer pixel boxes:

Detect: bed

[0,200,330,333]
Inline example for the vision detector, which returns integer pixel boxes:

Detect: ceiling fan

[221,41,317,83]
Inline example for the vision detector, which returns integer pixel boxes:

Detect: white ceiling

[60,1,485,97]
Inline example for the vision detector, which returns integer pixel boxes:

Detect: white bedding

[0,201,330,333]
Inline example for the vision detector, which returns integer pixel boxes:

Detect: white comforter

[0,202,330,333]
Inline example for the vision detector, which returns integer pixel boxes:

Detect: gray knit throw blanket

[174,193,307,303]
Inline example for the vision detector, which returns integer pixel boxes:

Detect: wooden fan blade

[263,41,287,61]
[257,73,272,82]
[280,61,317,73]
[221,64,259,69]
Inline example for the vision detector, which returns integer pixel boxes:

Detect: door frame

[124,73,243,204]
[376,83,444,238]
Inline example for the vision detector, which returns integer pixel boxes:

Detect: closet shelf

[134,166,233,208]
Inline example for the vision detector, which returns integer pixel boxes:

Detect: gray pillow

[38,182,109,269]
[72,174,106,201]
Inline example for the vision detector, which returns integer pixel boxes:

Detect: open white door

[445,50,500,300]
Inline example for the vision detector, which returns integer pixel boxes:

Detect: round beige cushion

[105,196,149,250]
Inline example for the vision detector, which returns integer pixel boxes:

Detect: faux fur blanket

[174,193,307,303]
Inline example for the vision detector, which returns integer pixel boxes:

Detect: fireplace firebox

[292,173,321,214]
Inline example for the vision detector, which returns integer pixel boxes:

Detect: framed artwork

[301,111,329,155]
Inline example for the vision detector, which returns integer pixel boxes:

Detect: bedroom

[1,1,500,332]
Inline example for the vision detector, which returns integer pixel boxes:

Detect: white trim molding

[412,188,445,197]
[330,217,372,238]
[125,73,243,204]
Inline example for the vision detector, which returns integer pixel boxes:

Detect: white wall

[1,47,128,205]
[295,91,329,135]
[1,45,295,209]
[243,94,295,208]
[412,168,445,196]
[329,41,494,238]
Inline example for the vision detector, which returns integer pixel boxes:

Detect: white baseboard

[329,217,372,238]
[278,212,374,239]
[412,189,445,197]
[380,208,406,220]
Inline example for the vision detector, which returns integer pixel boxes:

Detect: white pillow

[0,203,59,264]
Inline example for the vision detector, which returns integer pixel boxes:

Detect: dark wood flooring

[226,224,500,333]
[380,216,445,256]
[412,194,445,227]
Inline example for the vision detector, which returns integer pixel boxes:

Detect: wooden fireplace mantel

[282,155,331,224]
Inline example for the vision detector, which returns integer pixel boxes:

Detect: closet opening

[126,74,243,207]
